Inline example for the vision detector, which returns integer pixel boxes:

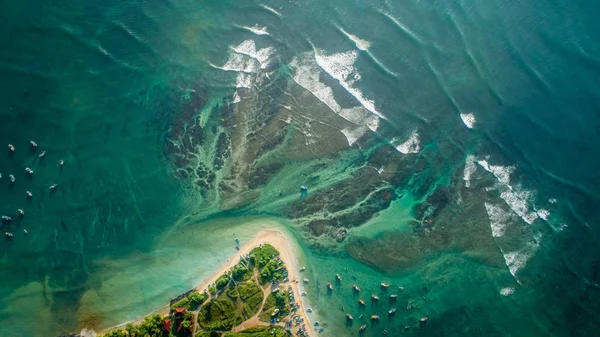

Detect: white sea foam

[235,72,253,88]
[500,189,538,224]
[503,251,530,277]
[239,25,269,36]
[337,26,371,51]
[500,287,515,296]
[260,4,281,17]
[395,130,421,154]
[460,113,476,129]
[213,53,258,73]
[290,52,380,140]
[463,154,477,187]
[484,202,510,237]
[314,49,386,120]
[341,126,368,146]
[536,209,550,220]
[379,11,423,44]
[232,91,242,103]
[477,160,514,185]
[231,40,274,69]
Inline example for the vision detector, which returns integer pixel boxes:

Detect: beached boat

[371,294,379,301]
[346,314,353,321]
[327,283,333,291]
[303,278,309,283]
[300,267,306,271]
[336,274,342,281]
[360,325,367,332]
[371,315,380,320]
[271,308,279,316]
[358,299,365,306]
[353,284,361,292]
[388,308,396,315]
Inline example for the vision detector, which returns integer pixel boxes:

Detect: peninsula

[99,230,313,337]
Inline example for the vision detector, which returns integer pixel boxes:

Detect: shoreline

[97,229,314,336]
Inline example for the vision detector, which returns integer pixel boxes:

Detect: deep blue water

[1,0,600,336]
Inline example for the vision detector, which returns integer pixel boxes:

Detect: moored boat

[371,294,379,301]
[327,283,333,291]
[336,274,342,281]
[358,299,365,306]
[371,315,380,320]
[360,325,367,332]
[346,314,353,321]
[381,282,389,289]
[388,308,396,315]
[353,284,361,292]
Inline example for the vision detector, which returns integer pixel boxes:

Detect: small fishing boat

[300,267,306,271]
[25,167,33,174]
[30,140,37,148]
[271,308,279,316]
[383,330,388,336]
[388,308,396,315]
[8,144,15,152]
[359,325,366,332]
[353,284,361,292]
[307,308,312,313]
[319,327,324,333]
[371,315,379,320]
[346,314,353,321]
[398,286,405,292]
[336,274,342,281]
[26,191,32,197]
[327,283,333,291]
[371,295,379,301]
[314,321,320,326]
[9,174,15,183]
[390,294,398,300]
[358,299,365,306]
[381,282,389,289]
[17,209,24,215]
[303,278,309,283]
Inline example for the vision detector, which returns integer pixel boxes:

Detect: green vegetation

[231,262,252,281]
[258,259,286,284]
[208,286,217,295]
[216,274,230,290]
[101,314,171,337]
[172,291,208,310]
[188,292,208,310]
[236,281,264,318]
[105,245,288,337]
[223,326,291,337]
[172,297,190,310]
[249,244,279,268]
[197,298,242,331]
[258,290,291,322]
[196,331,221,337]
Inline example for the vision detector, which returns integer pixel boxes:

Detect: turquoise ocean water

[1,0,600,336]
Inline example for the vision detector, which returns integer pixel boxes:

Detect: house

[162,319,171,334]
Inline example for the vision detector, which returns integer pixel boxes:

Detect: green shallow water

[1,0,600,336]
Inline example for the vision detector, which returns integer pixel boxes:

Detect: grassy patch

[223,326,291,337]
[258,290,290,323]
[249,244,279,268]
[197,297,242,331]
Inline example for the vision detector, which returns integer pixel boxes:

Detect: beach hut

[163,319,171,332]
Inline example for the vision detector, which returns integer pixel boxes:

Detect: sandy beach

[99,229,313,336]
